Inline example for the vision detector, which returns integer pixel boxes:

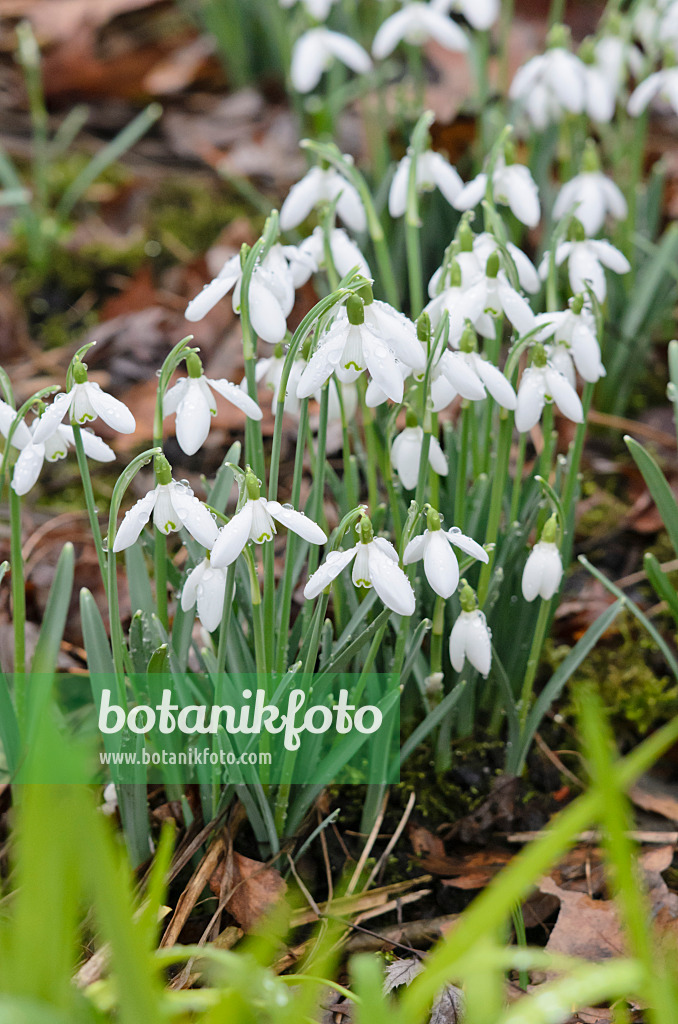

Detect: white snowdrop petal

[403,533,427,565]
[304,545,357,599]
[372,8,412,58]
[428,435,449,477]
[196,566,227,632]
[68,426,115,462]
[267,500,327,543]
[280,168,323,230]
[496,278,536,335]
[545,367,584,423]
[113,489,158,551]
[389,157,411,218]
[163,378,188,417]
[472,358,517,411]
[440,352,487,401]
[447,529,488,563]
[363,333,404,404]
[324,29,372,74]
[185,271,239,321]
[181,560,206,612]
[85,382,136,433]
[175,379,213,456]
[449,615,470,672]
[453,174,487,212]
[291,30,329,92]
[465,612,492,676]
[515,370,546,433]
[367,543,416,616]
[391,427,423,491]
[31,392,72,445]
[170,485,220,547]
[335,179,367,233]
[211,503,255,566]
[423,530,459,599]
[0,400,31,449]
[208,377,263,420]
[12,444,45,496]
[428,151,464,204]
[248,278,288,344]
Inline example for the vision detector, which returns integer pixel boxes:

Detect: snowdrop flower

[390,415,448,490]
[297,291,424,404]
[470,251,536,339]
[522,516,563,601]
[535,294,605,384]
[164,352,262,456]
[304,515,415,616]
[10,416,114,497]
[284,227,371,287]
[454,152,540,229]
[279,0,339,19]
[113,455,219,552]
[509,27,588,129]
[0,398,31,450]
[280,164,366,233]
[552,142,627,236]
[628,65,678,117]
[388,150,463,218]
[539,224,631,302]
[425,261,488,346]
[373,3,468,59]
[431,0,499,31]
[449,582,491,677]
[433,325,518,408]
[211,469,326,567]
[514,345,584,433]
[592,28,644,95]
[181,556,229,633]
[472,232,541,294]
[32,361,135,445]
[291,28,372,93]
[404,508,487,599]
[186,243,295,345]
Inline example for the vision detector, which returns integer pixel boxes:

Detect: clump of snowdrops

[2,0,676,862]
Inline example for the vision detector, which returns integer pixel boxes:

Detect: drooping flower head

[390,412,448,491]
[164,351,262,456]
[521,514,563,601]
[388,149,463,219]
[32,359,136,445]
[514,343,584,433]
[404,506,488,599]
[304,513,415,615]
[291,28,372,93]
[454,141,541,229]
[539,218,631,302]
[297,285,424,404]
[210,468,327,567]
[372,3,468,60]
[449,581,492,677]
[552,140,627,236]
[280,163,366,232]
[181,556,230,633]
[509,25,589,129]
[113,454,219,552]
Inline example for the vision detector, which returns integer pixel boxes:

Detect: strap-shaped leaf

[625,435,678,558]
[29,542,74,678]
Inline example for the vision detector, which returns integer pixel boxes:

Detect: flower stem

[561,381,593,564]
[519,596,552,730]
[216,563,236,674]
[10,487,26,714]
[275,399,311,674]
[478,410,513,605]
[359,380,380,512]
[510,430,527,523]
[430,596,445,678]
[72,424,107,591]
[455,402,471,527]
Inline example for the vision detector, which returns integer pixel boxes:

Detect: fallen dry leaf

[210,852,287,933]
[631,776,678,825]
[539,875,625,962]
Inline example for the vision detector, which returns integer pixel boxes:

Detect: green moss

[547,611,678,737]
[145,178,265,259]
